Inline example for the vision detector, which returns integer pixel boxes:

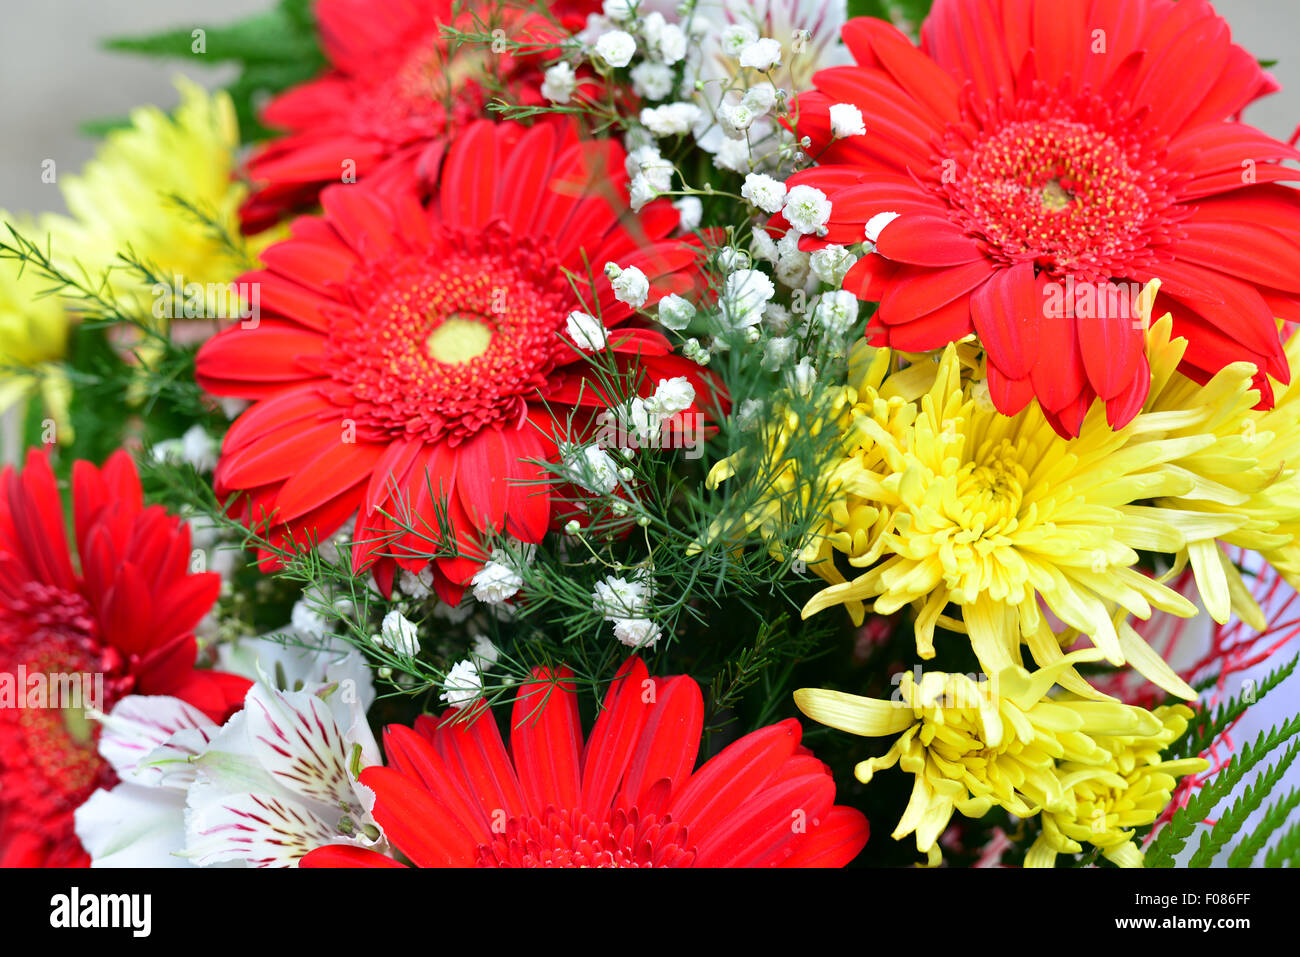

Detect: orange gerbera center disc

[324,223,573,444]
[939,89,1182,282]
[472,806,696,868]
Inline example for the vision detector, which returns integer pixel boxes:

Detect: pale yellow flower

[795,652,1174,864]
[1026,704,1206,868]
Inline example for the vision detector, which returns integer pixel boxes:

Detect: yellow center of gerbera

[427,315,494,365]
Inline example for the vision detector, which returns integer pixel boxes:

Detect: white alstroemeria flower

[741,173,787,214]
[739,38,783,72]
[565,310,609,351]
[594,30,637,68]
[605,262,650,307]
[183,677,384,867]
[829,102,867,138]
[782,184,832,236]
[78,637,381,868]
[542,62,578,104]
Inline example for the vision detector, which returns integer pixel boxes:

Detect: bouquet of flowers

[2,0,1299,872]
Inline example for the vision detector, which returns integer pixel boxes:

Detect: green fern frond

[1191,738,1300,866]
[1231,786,1300,867]
[1146,712,1300,867]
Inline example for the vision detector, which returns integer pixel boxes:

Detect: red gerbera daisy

[0,449,250,867]
[240,0,595,230]
[301,657,869,867]
[786,0,1300,436]
[197,119,716,602]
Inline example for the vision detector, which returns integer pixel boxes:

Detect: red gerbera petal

[301,658,867,868]
[794,0,1297,435]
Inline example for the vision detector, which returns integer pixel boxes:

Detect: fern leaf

[1190,738,1300,866]
[1230,786,1300,867]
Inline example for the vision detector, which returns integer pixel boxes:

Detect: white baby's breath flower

[736,397,764,431]
[605,262,650,307]
[742,83,778,116]
[641,101,701,136]
[715,246,750,273]
[721,23,759,57]
[571,444,621,494]
[645,376,695,417]
[718,100,756,136]
[440,660,484,709]
[593,575,652,619]
[762,336,796,372]
[812,290,860,338]
[594,30,637,68]
[629,174,659,211]
[782,184,832,236]
[631,60,675,100]
[712,136,751,173]
[654,23,687,64]
[750,227,778,263]
[809,245,859,287]
[613,618,661,648]
[470,635,500,670]
[565,310,608,350]
[740,38,782,72]
[657,293,696,330]
[375,610,420,657]
[864,211,901,244]
[790,356,817,396]
[674,196,702,231]
[470,553,524,604]
[603,0,636,21]
[542,62,577,104]
[397,566,434,600]
[741,173,787,214]
[829,103,867,138]
[723,268,776,326]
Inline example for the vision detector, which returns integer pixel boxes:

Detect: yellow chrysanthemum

[1139,306,1300,630]
[711,322,1238,698]
[1026,704,1207,868]
[46,77,269,322]
[0,210,71,433]
[794,652,1174,865]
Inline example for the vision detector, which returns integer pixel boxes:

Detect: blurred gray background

[1,0,1297,866]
